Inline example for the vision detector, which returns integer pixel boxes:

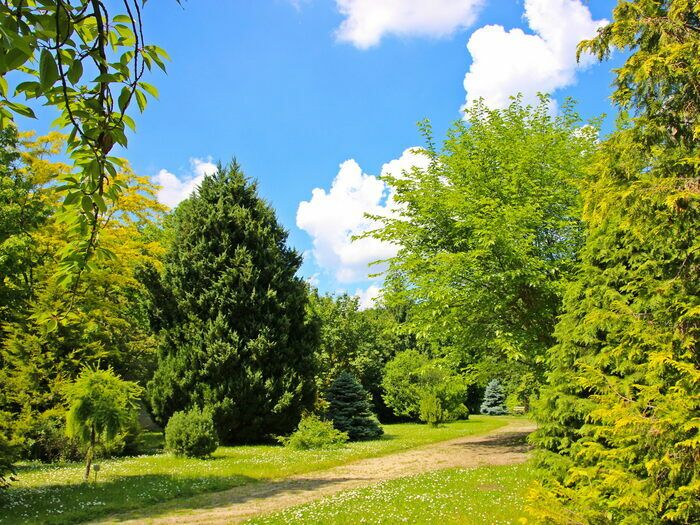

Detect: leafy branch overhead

[0,0,168,300]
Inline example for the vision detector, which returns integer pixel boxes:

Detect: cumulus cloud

[335,0,485,49]
[463,0,607,109]
[355,284,382,310]
[154,157,218,208]
[296,148,429,283]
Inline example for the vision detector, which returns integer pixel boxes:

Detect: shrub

[0,431,17,489]
[326,371,383,441]
[278,414,348,450]
[165,407,219,458]
[451,403,470,421]
[480,379,507,415]
[419,392,444,427]
[23,410,82,462]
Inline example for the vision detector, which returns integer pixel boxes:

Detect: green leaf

[139,82,159,99]
[3,48,30,71]
[67,59,83,85]
[39,49,59,91]
[135,90,147,112]
[5,101,36,119]
[14,81,41,98]
[118,86,131,113]
[81,195,94,214]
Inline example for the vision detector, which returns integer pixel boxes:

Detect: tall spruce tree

[531,2,700,523]
[147,162,318,443]
[326,371,383,441]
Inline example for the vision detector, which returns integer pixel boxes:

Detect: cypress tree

[147,162,318,443]
[480,379,507,415]
[531,2,700,523]
[326,371,383,441]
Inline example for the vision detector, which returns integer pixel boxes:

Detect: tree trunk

[83,425,95,482]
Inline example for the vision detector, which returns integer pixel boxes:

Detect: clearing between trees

[96,418,535,525]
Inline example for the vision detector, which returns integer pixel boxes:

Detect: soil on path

[97,419,536,525]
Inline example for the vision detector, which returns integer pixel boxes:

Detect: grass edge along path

[98,417,534,525]
[246,463,536,525]
[1,416,514,525]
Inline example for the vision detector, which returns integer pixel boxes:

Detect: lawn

[246,463,536,525]
[0,416,511,524]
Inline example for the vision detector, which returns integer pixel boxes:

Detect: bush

[480,379,507,415]
[326,371,383,441]
[165,407,219,458]
[0,431,17,489]
[451,403,470,421]
[278,414,348,450]
[23,410,82,462]
[419,392,445,427]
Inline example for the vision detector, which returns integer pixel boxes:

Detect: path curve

[97,419,536,525]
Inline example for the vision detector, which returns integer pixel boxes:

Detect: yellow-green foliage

[531,2,700,523]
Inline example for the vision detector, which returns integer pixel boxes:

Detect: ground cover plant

[246,463,535,525]
[0,417,508,524]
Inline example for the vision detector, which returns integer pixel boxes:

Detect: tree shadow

[1,472,256,525]
[103,473,368,523]
[450,431,532,453]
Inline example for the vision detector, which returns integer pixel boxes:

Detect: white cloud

[463,0,607,109]
[154,157,218,208]
[296,148,429,283]
[335,0,485,49]
[355,284,382,310]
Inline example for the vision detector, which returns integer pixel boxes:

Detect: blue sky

[20,0,621,305]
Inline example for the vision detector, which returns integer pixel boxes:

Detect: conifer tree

[531,2,700,523]
[326,371,383,441]
[480,379,507,415]
[147,162,318,443]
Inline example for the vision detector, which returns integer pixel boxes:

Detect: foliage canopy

[147,161,318,443]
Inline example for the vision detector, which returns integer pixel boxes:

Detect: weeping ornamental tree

[64,367,141,481]
[147,162,318,443]
[531,2,700,523]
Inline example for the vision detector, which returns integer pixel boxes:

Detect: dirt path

[97,419,536,525]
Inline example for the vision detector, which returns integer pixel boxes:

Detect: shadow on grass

[0,472,256,525]
[102,474,368,523]
[450,430,532,453]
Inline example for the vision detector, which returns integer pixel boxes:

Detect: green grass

[0,416,511,525]
[246,463,535,525]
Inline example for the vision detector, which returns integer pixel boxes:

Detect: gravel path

[96,419,536,525]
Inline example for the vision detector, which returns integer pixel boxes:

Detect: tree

[0,131,165,461]
[64,367,141,481]
[325,371,383,441]
[368,96,598,400]
[382,349,467,423]
[480,379,507,415]
[531,2,700,523]
[0,1,170,294]
[147,162,318,443]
